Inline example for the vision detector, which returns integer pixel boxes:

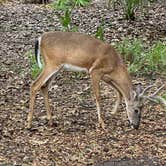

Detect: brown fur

[27,31,139,129]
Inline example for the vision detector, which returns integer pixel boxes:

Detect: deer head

[126,83,166,129]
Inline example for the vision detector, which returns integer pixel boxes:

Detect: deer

[27,31,166,129]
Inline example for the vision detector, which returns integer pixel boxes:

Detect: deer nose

[132,124,139,130]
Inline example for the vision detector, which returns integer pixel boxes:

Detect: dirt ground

[0,1,166,165]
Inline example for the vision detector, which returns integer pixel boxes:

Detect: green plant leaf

[75,0,91,6]
[122,0,143,20]
[53,0,70,10]
[116,39,165,76]
[95,24,104,40]
[26,50,42,79]
[60,10,71,30]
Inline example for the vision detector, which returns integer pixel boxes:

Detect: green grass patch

[26,50,42,79]
[162,93,166,100]
[95,23,105,41]
[116,39,166,76]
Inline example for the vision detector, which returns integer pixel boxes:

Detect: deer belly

[63,64,88,72]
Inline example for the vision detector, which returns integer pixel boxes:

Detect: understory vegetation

[27,50,42,79]
[116,39,166,75]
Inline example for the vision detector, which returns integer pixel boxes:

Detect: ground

[0,0,166,165]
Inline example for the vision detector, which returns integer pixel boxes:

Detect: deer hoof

[26,122,32,129]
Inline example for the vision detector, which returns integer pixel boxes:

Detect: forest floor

[0,0,166,165]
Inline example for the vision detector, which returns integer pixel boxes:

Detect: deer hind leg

[40,75,55,126]
[90,70,105,129]
[27,66,60,129]
[40,65,63,127]
[102,75,122,114]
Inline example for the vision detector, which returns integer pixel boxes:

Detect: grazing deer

[27,31,166,129]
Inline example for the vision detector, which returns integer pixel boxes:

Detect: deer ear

[133,83,142,100]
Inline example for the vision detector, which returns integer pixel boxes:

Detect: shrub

[107,0,151,20]
[145,42,166,72]
[53,0,91,31]
[116,38,144,73]
[116,39,166,75]
[122,0,142,20]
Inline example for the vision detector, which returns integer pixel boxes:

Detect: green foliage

[116,39,166,75]
[26,51,42,79]
[108,0,147,20]
[123,0,141,20]
[163,94,166,100]
[146,42,166,71]
[95,23,104,41]
[53,0,70,10]
[53,0,91,10]
[117,38,144,63]
[53,0,91,31]
[60,10,71,31]
[75,0,91,6]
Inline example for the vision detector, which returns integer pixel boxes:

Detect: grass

[116,39,166,76]
[26,50,42,80]
[95,23,105,41]
[163,94,166,100]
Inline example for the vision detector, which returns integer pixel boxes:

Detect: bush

[146,42,166,72]
[107,0,151,20]
[116,39,166,75]
[122,0,142,20]
[53,0,91,31]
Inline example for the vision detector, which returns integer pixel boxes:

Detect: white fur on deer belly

[63,64,88,72]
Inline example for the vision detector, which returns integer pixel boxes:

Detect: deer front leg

[102,75,122,114]
[90,70,105,129]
